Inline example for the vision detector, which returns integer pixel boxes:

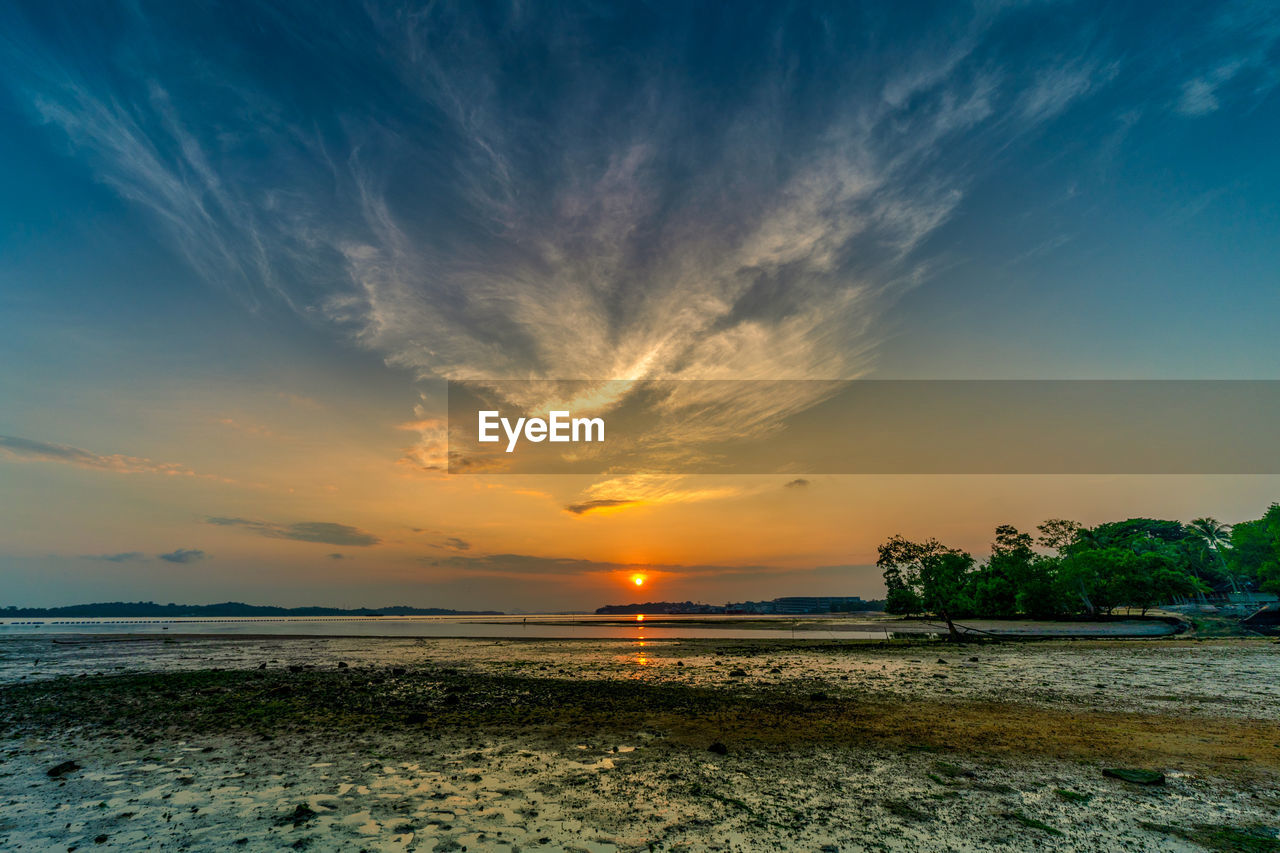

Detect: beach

[2,633,1278,851]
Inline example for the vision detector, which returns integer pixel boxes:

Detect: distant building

[595,601,725,615]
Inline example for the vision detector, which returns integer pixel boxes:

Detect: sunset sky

[2,1,1278,611]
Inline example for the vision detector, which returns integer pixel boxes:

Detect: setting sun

[631,574,646,587]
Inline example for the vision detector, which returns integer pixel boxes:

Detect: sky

[1,0,1278,611]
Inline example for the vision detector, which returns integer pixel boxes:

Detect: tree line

[878,503,1280,640]
[1,602,502,618]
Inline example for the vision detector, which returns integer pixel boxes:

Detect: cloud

[83,552,146,562]
[159,548,205,564]
[278,393,323,410]
[1177,79,1220,116]
[327,553,345,560]
[1174,7,1280,117]
[425,553,765,577]
[412,532,474,550]
[207,517,381,547]
[565,499,637,516]
[423,552,848,584]
[1019,60,1118,123]
[396,413,448,473]
[424,553,617,575]
[784,478,810,489]
[6,1,1267,459]
[216,417,275,438]
[1177,62,1244,116]
[0,3,1024,440]
[0,435,205,478]
[565,475,743,516]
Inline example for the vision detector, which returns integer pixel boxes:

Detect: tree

[1226,504,1280,595]
[971,525,1033,618]
[1056,541,1205,615]
[877,535,974,641]
[1091,518,1189,548]
[1187,517,1231,553]
[1056,547,1127,615]
[1112,551,1204,614]
[884,585,923,617]
[1184,517,1233,595]
[881,546,923,616]
[1036,519,1081,554]
[1015,562,1067,618]
[1064,517,1213,611]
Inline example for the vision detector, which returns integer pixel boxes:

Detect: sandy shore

[2,636,1278,851]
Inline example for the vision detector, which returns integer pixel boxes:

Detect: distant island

[596,596,884,615]
[1,601,503,618]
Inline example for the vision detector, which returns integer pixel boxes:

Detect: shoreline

[0,612,1206,642]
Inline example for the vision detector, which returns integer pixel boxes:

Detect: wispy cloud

[0,435,217,479]
[1174,6,1280,117]
[159,548,205,564]
[425,552,762,577]
[1177,61,1245,116]
[0,4,1012,420]
[216,417,276,438]
[565,474,744,517]
[83,552,146,563]
[1020,60,1119,123]
[423,551,836,584]
[410,530,475,551]
[206,516,380,547]
[4,1,1264,452]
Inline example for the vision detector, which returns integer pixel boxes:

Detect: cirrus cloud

[0,435,214,479]
[206,516,381,547]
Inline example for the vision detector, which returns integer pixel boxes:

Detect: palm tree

[1186,517,1237,594]
[1075,526,1110,550]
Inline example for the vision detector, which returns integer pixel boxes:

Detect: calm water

[0,614,888,641]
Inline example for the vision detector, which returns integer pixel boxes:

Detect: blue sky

[1,1,1278,609]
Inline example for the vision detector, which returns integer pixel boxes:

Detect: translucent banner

[446,380,1280,474]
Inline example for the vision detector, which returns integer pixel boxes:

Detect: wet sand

[2,636,1278,851]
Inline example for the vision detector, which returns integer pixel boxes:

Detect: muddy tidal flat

[2,636,1278,852]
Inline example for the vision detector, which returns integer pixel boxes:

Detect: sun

[631,574,646,587]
